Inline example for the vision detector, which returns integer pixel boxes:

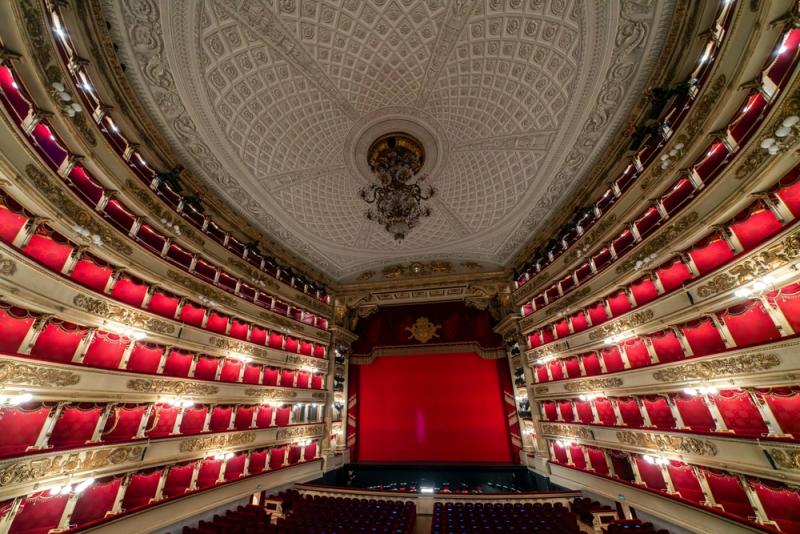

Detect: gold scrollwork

[179,431,256,452]
[166,271,235,307]
[286,354,328,371]
[244,388,298,401]
[127,378,218,396]
[405,317,441,343]
[544,287,593,317]
[276,425,324,440]
[767,447,800,470]
[587,310,654,341]
[616,212,699,274]
[0,257,17,276]
[534,386,550,395]
[0,360,80,387]
[541,423,593,440]
[563,377,623,393]
[73,295,175,335]
[530,341,569,361]
[652,353,780,382]
[616,431,718,456]
[0,445,143,486]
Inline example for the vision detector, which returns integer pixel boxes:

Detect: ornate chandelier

[360,133,435,242]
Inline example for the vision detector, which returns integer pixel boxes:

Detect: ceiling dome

[103,0,676,280]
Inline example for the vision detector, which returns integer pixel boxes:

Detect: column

[88,403,116,443]
[11,216,47,248]
[664,394,688,430]
[152,466,171,501]
[671,326,694,356]
[28,402,66,450]
[250,407,259,429]
[216,456,230,483]
[707,314,736,349]
[71,328,97,364]
[577,356,588,377]
[227,406,237,431]
[559,359,569,379]
[589,399,601,424]
[282,447,290,467]
[678,252,700,278]
[603,450,616,478]
[299,443,307,462]
[108,473,132,515]
[635,397,654,428]
[264,449,272,471]
[642,337,659,364]
[0,498,22,533]
[188,462,201,491]
[55,491,81,531]
[617,343,632,370]
[156,347,170,374]
[187,355,198,378]
[755,191,794,223]
[739,475,778,527]
[202,405,215,432]
[693,466,722,509]
[759,295,795,335]
[660,463,679,495]
[212,359,223,381]
[747,389,790,438]
[628,454,644,485]
[242,452,251,477]
[59,246,85,277]
[564,443,575,466]
[236,361,247,383]
[117,337,136,370]
[270,405,279,427]
[571,401,580,423]
[171,404,189,435]
[18,314,53,354]
[583,448,594,472]
[610,399,625,426]
[714,225,744,255]
[701,394,730,432]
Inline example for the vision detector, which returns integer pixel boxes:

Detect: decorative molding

[179,431,256,452]
[286,355,328,371]
[0,257,17,276]
[563,377,623,393]
[24,165,133,255]
[405,317,441,344]
[696,229,800,298]
[123,180,205,246]
[73,294,175,334]
[563,215,620,263]
[276,425,324,440]
[534,386,550,395]
[126,378,218,396]
[0,445,143,486]
[382,261,453,279]
[166,271,236,308]
[0,360,81,387]
[616,430,718,457]
[530,341,569,361]
[541,423,593,440]
[544,287,593,318]
[243,388,298,401]
[766,447,800,470]
[616,212,699,274]
[652,353,781,382]
[587,310,655,341]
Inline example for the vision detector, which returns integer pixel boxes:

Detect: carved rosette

[127,378,219,396]
[0,360,81,387]
[652,353,780,382]
[616,431,718,457]
[563,377,623,393]
[0,446,144,486]
[179,431,256,452]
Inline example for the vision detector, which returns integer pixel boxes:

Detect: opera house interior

[0,0,799,532]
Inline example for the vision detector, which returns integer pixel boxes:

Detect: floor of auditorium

[409,514,596,534]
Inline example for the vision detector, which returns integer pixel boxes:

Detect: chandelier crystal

[360,133,435,241]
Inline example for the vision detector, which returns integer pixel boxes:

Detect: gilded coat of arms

[405,317,441,343]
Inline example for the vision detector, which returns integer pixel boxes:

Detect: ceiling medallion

[359,133,435,242]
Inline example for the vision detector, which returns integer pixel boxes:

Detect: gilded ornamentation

[166,271,236,308]
[0,360,81,387]
[616,212,699,274]
[208,336,269,359]
[652,353,780,382]
[544,287,593,317]
[530,341,569,361]
[616,431,718,457]
[587,310,654,341]
[124,180,204,245]
[357,271,376,281]
[563,215,620,263]
[73,295,175,334]
[228,260,280,290]
[766,447,800,470]
[179,431,256,452]
[541,423,593,440]
[0,258,17,276]
[286,354,328,371]
[405,317,442,343]
[243,388,298,400]
[126,378,218,396]
[276,425,324,440]
[563,377,623,393]
[25,166,133,255]
[0,445,143,486]
[311,392,326,400]
[697,230,800,297]
[382,261,453,279]
[736,90,800,180]
[534,386,549,395]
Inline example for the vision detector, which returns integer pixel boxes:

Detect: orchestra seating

[181,505,271,534]
[273,494,415,533]
[430,500,581,534]
[604,519,669,534]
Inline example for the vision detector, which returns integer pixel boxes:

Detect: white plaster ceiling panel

[104,0,675,280]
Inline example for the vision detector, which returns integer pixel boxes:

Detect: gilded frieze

[0,360,81,388]
[540,423,593,440]
[127,378,218,396]
[73,295,175,335]
[544,287,593,318]
[179,431,256,452]
[243,388,298,401]
[530,341,569,361]
[563,377,623,393]
[0,257,17,276]
[276,425,324,440]
[286,354,328,371]
[615,212,699,274]
[587,310,654,341]
[208,336,269,359]
[166,271,235,308]
[0,445,143,486]
[616,431,718,457]
[767,447,800,470]
[652,353,780,382]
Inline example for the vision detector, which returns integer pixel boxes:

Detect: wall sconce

[0,393,32,406]
[761,115,799,156]
[643,454,669,465]
[734,274,777,298]
[49,478,94,496]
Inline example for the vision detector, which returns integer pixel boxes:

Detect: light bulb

[782,116,799,128]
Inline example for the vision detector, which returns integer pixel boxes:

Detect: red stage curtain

[22,231,72,272]
[262,367,279,386]
[587,302,609,326]
[714,390,768,437]
[219,360,242,383]
[109,276,147,308]
[164,463,194,498]
[126,343,163,374]
[557,401,575,422]
[729,207,783,251]
[580,353,601,376]
[595,398,617,426]
[180,406,209,435]
[588,448,609,475]
[224,454,246,481]
[234,407,254,430]
[249,449,268,473]
[9,492,68,534]
[768,283,800,332]
[674,393,716,432]
[70,477,121,527]
[147,291,179,318]
[250,326,268,346]
[618,399,644,427]
[542,401,557,422]
[607,291,632,317]
[209,406,233,432]
[548,360,564,381]
[102,405,145,443]
[122,470,161,510]
[49,404,102,448]
[197,459,222,489]
[759,388,800,436]
[751,480,800,533]
[179,302,206,327]
[688,236,735,275]
[0,404,50,457]
[242,364,262,385]
[206,312,229,334]
[30,320,87,363]
[0,305,35,353]
[194,356,221,381]
[667,462,704,503]
[356,353,513,463]
[255,406,273,428]
[630,277,659,306]
[269,448,285,469]
[552,442,568,464]
[275,407,291,426]
[229,320,249,340]
[636,457,666,491]
[649,330,684,363]
[611,454,634,483]
[681,319,726,357]
[163,350,193,378]
[720,302,781,347]
[655,259,692,293]
[145,405,178,438]
[82,331,128,369]
[643,396,675,429]
[564,358,581,379]
[70,256,112,292]
[570,445,586,470]
[704,469,754,518]
[623,339,650,368]
[600,347,625,373]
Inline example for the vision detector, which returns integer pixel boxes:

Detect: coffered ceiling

[103,0,676,281]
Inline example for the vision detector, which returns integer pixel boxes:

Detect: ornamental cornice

[126,378,219,396]
[529,341,570,361]
[243,388,298,401]
[615,431,718,457]
[179,431,256,453]
[72,294,175,335]
[286,355,328,372]
[652,353,781,382]
[0,360,81,388]
[616,212,699,274]
[587,310,655,341]
[276,425,325,440]
[122,180,205,246]
[166,270,237,308]
[563,377,624,393]
[544,287,594,318]
[540,423,594,441]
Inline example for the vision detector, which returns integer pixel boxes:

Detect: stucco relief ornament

[406,317,441,343]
